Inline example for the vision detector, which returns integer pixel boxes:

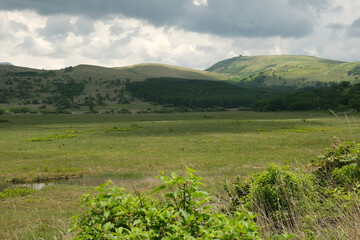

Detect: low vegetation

[70,141,360,239]
[28,133,78,142]
[225,141,360,239]
[0,187,34,199]
[71,168,260,239]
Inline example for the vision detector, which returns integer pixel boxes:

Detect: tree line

[251,81,360,112]
[126,77,269,108]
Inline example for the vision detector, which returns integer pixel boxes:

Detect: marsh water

[6,172,151,190]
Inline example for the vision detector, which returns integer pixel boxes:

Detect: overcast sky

[0,0,360,69]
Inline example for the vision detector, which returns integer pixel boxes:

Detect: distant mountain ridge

[206,55,360,88]
[0,63,222,82]
[2,55,360,114]
[0,62,13,66]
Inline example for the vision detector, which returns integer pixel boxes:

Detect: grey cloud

[1,0,329,38]
[38,15,72,39]
[0,0,186,24]
[110,24,141,36]
[327,23,345,30]
[347,18,360,38]
[38,15,94,39]
[73,17,95,35]
[17,36,36,52]
[110,25,125,35]
[184,0,316,37]
[10,20,29,32]
[289,0,331,12]
[327,23,345,38]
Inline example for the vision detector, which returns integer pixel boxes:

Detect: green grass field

[0,111,359,239]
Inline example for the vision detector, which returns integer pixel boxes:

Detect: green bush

[70,168,260,239]
[332,163,360,186]
[8,107,31,114]
[117,108,131,114]
[226,164,314,234]
[0,107,6,115]
[225,143,360,238]
[312,141,360,187]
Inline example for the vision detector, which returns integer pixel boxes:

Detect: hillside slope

[206,55,360,88]
[0,63,224,113]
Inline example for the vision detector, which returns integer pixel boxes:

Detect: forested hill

[0,63,224,112]
[206,55,360,88]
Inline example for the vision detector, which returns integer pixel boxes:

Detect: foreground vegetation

[71,169,260,239]
[1,111,360,239]
[71,141,360,239]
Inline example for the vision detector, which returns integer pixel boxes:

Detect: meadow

[0,111,359,239]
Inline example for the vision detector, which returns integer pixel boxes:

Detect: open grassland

[0,111,360,239]
[207,55,360,86]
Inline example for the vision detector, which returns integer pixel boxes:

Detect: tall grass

[225,142,360,239]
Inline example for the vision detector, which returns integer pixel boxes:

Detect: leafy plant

[0,187,34,199]
[70,168,260,239]
[312,141,360,187]
[225,164,314,235]
[225,143,360,238]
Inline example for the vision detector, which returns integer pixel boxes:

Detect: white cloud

[193,0,208,6]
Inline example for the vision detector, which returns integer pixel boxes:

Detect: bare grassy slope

[206,55,360,86]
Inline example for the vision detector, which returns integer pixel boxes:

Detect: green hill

[206,55,360,88]
[0,63,224,114]
[0,62,222,82]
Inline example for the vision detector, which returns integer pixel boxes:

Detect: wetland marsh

[0,111,359,239]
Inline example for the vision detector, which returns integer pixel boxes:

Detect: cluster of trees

[0,69,134,113]
[54,80,85,98]
[348,65,360,76]
[251,81,360,112]
[126,77,268,108]
[6,70,55,78]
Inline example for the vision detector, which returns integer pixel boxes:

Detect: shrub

[70,168,260,239]
[225,164,314,234]
[225,143,360,239]
[0,107,6,115]
[8,107,31,114]
[40,109,71,114]
[312,141,360,187]
[117,108,131,114]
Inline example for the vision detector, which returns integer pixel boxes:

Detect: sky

[0,0,360,70]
